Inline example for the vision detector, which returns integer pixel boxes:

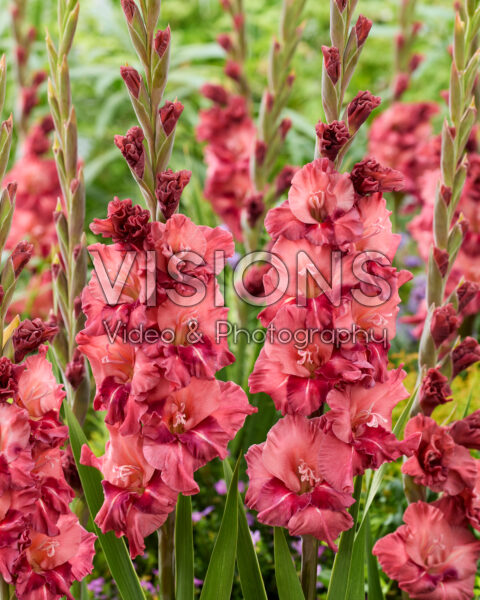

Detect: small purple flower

[141,580,157,594]
[250,530,261,545]
[246,512,255,527]
[291,538,302,555]
[194,577,204,587]
[404,255,423,269]
[88,578,105,595]
[192,505,215,523]
[214,479,228,495]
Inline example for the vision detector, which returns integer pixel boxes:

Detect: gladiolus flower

[373,501,480,600]
[90,197,151,247]
[347,91,381,132]
[114,127,145,179]
[322,46,340,84]
[245,415,355,549]
[155,169,192,220]
[160,100,184,136]
[402,414,477,495]
[13,321,58,363]
[350,158,404,195]
[315,120,350,161]
[419,368,452,417]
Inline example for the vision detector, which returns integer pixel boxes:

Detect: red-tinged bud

[275,165,299,197]
[74,295,83,318]
[335,0,347,11]
[52,263,61,279]
[396,33,405,50]
[255,141,267,166]
[287,73,295,87]
[322,46,341,85]
[91,197,151,245]
[220,0,231,10]
[70,178,80,194]
[233,13,244,30]
[347,90,381,131]
[12,318,58,363]
[440,185,452,206]
[160,100,184,136]
[66,349,86,389]
[21,87,38,117]
[41,115,55,134]
[350,158,404,195]
[6,182,17,201]
[27,26,36,42]
[412,22,423,35]
[315,120,350,161]
[201,84,229,105]
[0,286,4,307]
[452,337,480,378]
[440,90,449,104]
[393,73,409,100]
[217,33,233,52]
[355,15,372,46]
[457,281,480,312]
[32,70,47,87]
[433,247,449,277]
[73,244,83,261]
[245,193,264,228]
[11,241,34,277]
[16,47,27,65]
[409,53,424,73]
[120,65,142,99]
[266,93,274,112]
[11,5,20,20]
[156,169,192,219]
[114,126,145,178]
[225,59,242,81]
[449,410,480,450]
[419,368,452,417]
[0,355,21,402]
[121,0,137,22]
[430,303,461,348]
[154,26,171,58]
[280,118,292,140]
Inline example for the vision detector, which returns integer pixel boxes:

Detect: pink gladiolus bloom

[141,378,256,493]
[373,501,480,600]
[266,158,360,247]
[16,346,65,418]
[402,414,477,495]
[14,514,95,600]
[318,370,420,491]
[81,427,178,558]
[245,415,354,549]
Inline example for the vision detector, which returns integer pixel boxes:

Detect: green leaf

[365,513,384,600]
[327,475,363,600]
[223,460,268,600]
[345,521,366,600]
[175,495,194,600]
[63,402,146,600]
[274,527,305,600]
[200,459,240,600]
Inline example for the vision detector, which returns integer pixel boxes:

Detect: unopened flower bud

[156,169,192,220]
[433,247,449,277]
[217,33,233,52]
[409,53,424,73]
[114,126,145,178]
[245,193,264,228]
[457,281,480,313]
[419,368,452,416]
[322,46,341,85]
[66,349,86,389]
[13,319,58,363]
[315,120,350,161]
[393,74,409,100]
[121,0,137,22]
[452,337,480,377]
[154,26,171,57]
[280,118,292,140]
[355,15,372,46]
[160,100,184,136]
[430,303,461,347]
[347,91,381,131]
[350,158,404,195]
[255,141,267,166]
[275,165,299,197]
[225,59,242,82]
[11,241,34,277]
[201,84,229,105]
[120,66,142,99]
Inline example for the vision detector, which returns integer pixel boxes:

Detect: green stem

[158,511,176,600]
[301,535,318,600]
[0,577,9,600]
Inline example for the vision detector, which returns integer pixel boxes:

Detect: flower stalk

[405,1,480,505]
[119,0,180,221]
[301,535,319,600]
[45,2,90,423]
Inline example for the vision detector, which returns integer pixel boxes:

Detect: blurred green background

[1,1,475,599]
